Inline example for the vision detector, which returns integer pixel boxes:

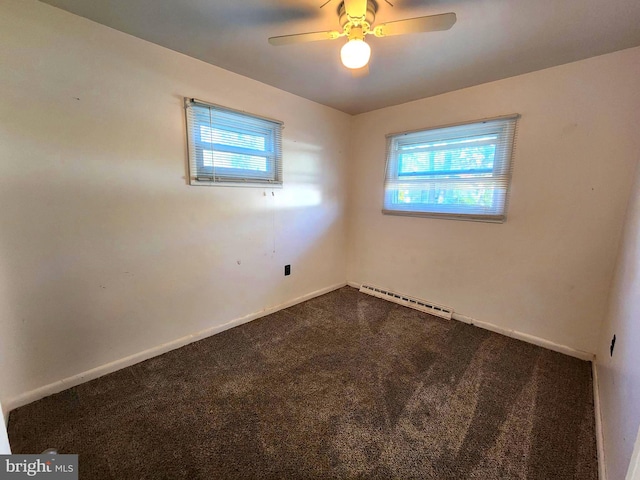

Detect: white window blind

[185,98,283,187]
[383,115,519,222]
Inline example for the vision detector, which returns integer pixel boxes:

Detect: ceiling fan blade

[373,12,456,37]
[350,64,369,78]
[268,30,340,46]
[344,0,368,19]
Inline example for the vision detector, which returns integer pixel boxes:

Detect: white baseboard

[346,281,593,361]
[592,361,607,480]
[452,312,594,361]
[4,282,346,414]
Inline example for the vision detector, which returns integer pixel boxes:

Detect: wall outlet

[284,265,291,276]
[610,334,616,356]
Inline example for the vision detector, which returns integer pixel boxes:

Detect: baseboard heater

[359,284,453,320]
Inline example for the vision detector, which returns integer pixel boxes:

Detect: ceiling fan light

[340,39,371,69]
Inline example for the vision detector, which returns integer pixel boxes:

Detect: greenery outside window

[383,115,519,222]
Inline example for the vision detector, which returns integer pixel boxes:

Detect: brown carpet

[8,286,597,479]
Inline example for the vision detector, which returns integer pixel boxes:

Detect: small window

[185,98,283,186]
[383,115,519,222]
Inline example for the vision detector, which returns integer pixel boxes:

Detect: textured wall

[597,159,640,480]
[0,0,351,406]
[348,47,640,354]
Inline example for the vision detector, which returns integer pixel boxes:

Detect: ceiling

[39,0,640,115]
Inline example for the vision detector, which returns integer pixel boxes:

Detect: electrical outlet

[284,265,291,276]
[610,334,616,357]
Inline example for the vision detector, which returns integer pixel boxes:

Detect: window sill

[381,209,505,223]
[190,178,283,188]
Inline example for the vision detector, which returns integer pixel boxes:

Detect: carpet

[8,286,597,479]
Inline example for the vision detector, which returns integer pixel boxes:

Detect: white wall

[597,159,640,480]
[0,401,10,454]
[0,0,351,408]
[627,428,640,480]
[2,10,640,473]
[348,47,640,355]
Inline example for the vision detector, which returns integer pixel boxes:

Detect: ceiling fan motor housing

[339,0,377,29]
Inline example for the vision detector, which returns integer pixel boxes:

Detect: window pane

[399,139,496,177]
[200,125,266,152]
[203,150,213,167]
[396,185,496,209]
[186,99,283,186]
[202,150,267,172]
[383,116,518,221]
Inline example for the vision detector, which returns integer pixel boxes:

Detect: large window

[383,115,519,222]
[185,98,283,186]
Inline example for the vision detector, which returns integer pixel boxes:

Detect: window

[383,115,519,222]
[185,98,283,186]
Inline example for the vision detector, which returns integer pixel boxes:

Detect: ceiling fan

[268,0,456,72]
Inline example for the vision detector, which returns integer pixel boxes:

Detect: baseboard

[4,282,346,413]
[592,361,607,480]
[347,280,593,361]
[452,312,594,361]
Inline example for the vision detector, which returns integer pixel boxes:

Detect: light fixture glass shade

[340,39,371,69]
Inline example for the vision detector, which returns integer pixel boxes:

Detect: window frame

[185,98,283,187]
[382,115,519,223]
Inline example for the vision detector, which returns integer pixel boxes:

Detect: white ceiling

[39,0,640,115]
